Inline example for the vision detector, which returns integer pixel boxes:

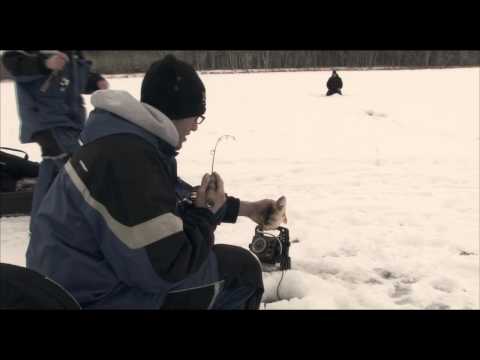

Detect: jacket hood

[91,90,179,148]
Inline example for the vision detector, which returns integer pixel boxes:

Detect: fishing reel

[249,225,291,271]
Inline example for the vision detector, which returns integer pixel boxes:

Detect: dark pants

[326,89,342,96]
[162,244,264,310]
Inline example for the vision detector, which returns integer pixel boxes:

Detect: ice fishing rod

[204,135,236,209]
[210,134,236,175]
[40,70,60,93]
[190,135,236,208]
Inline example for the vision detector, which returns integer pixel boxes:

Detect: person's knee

[213,244,263,289]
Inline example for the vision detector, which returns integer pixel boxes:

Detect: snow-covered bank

[1,68,478,309]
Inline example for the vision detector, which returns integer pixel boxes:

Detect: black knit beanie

[141,55,206,120]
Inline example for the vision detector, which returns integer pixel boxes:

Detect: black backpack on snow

[0,263,81,309]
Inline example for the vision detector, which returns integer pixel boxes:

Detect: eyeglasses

[195,115,206,125]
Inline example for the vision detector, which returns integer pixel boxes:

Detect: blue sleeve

[2,51,50,79]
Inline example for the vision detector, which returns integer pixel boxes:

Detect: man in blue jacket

[1,50,109,217]
[27,55,286,309]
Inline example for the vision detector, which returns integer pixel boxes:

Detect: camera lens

[251,237,267,254]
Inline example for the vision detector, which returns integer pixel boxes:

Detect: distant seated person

[326,70,343,96]
[0,148,39,193]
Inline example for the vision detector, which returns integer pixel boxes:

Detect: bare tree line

[1,51,479,79]
[84,50,480,74]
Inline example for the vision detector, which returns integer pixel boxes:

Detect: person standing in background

[326,70,343,96]
[1,50,109,217]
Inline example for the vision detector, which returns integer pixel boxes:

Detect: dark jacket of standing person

[2,50,106,144]
[326,70,343,96]
[1,50,109,217]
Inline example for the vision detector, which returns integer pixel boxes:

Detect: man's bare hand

[241,196,288,230]
[194,173,226,213]
[45,52,69,71]
[205,172,226,213]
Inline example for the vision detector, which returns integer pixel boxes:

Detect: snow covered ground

[1,68,479,309]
